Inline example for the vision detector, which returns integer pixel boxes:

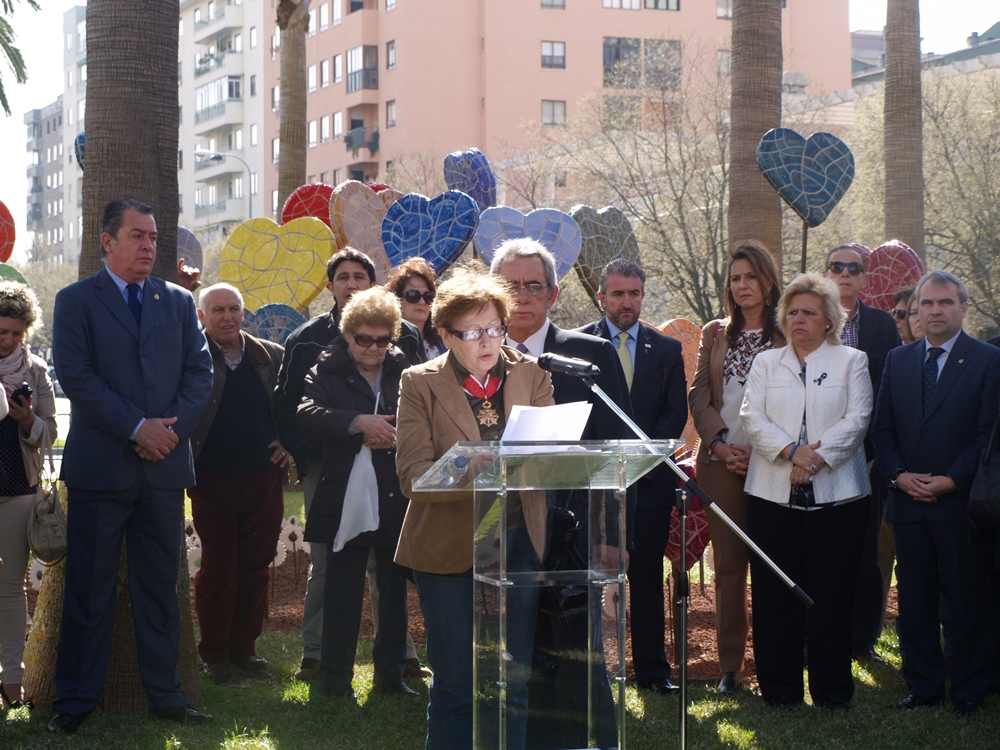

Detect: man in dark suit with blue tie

[48,200,214,733]
[872,270,1000,717]
[577,259,688,696]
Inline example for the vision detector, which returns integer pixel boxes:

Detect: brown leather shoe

[402,658,433,679]
[295,657,321,681]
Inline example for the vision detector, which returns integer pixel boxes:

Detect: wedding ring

[810,463,817,471]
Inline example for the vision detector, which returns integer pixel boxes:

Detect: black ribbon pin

[814,373,828,386]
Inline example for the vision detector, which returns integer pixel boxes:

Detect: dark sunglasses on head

[447,325,507,342]
[891,308,908,320]
[826,261,865,276]
[352,333,392,349]
[402,289,435,304]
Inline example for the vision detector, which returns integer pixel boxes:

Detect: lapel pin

[958,359,964,364]
[154,293,160,300]
[644,343,651,349]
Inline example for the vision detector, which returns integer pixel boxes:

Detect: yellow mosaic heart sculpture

[329,181,402,283]
[220,217,335,312]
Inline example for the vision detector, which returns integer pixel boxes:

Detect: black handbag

[969,413,1000,526]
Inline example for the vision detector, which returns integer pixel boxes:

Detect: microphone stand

[579,373,813,750]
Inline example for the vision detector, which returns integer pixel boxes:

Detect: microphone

[537,353,601,378]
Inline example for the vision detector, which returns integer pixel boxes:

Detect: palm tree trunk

[884,0,925,260]
[278,13,310,212]
[728,0,783,266]
[78,0,180,280]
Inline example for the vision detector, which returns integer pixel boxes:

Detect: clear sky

[0,0,997,263]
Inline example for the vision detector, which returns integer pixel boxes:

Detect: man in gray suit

[48,200,214,733]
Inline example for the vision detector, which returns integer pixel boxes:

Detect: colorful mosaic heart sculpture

[382,191,479,275]
[366,182,391,193]
[860,239,925,313]
[74,132,85,172]
[0,263,27,284]
[474,206,581,281]
[241,303,308,345]
[330,181,402,283]
[756,128,855,227]
[282,183,336,228]
[0,200,14,263]
[443,148,497,212]
[570,205,641,309]
[177,227,203,271]
[220,217,335,313]
[657,318,702,457]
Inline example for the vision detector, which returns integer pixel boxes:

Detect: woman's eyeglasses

[891,308,908,320]
[402,289,435,304]
[352,333,392,349]
[447,325,507,342]
[826,261,865,276]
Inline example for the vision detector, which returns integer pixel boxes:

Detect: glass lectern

[412,440,682,750]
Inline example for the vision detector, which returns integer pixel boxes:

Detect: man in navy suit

[872,270,1000,716]
[822,244,901,662]
[577,259,688,696]
[48,200,214,733]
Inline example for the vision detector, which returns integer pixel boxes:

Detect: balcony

[346,68,377,94]
[194,98,244,135]
[194,153,244,182]
[195,50,243,79]
[193,1,243,45]
[193,196,246,225]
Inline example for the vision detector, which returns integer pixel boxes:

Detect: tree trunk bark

[728,0,784,266]
[79,0,180,280]
[884,0,925,260]
[278,14,309,213]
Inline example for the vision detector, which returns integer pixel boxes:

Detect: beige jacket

[394,347,554,574]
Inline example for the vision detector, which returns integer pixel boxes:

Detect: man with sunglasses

[273,248,424,682]
[822,244,901,665]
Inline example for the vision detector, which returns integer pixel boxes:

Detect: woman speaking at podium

[395,268,553,750]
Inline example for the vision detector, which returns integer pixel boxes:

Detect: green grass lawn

[3,627,998,749]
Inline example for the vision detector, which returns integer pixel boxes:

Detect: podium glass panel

[413,440,682,750]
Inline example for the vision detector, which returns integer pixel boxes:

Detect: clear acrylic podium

[412,440,682,750]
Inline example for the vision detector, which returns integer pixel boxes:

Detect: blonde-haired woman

[740,273,872,710]
[0,282,57,708]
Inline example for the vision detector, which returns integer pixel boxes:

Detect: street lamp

[194,149,253,220]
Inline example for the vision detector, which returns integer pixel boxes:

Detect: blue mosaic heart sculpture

[474,207,582,281]
[177,227,204,271]
[756,128,855,228]
[242,303,307,345]
[569,205,641,309]
[381,191,479,275]
[74,132,86,172]
[443,148,497,212]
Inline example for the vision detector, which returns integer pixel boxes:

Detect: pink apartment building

[262,0,850,216]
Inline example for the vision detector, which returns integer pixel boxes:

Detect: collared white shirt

[604,317,640,370]
[506,318,551,358]
[924,330,962,380]
[105,266,145,304]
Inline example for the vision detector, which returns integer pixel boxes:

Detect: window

[208,1,216,21]
[308,8,317,35]
[603,37,641,88]
[80,64,87,81]
[272,86,280,111]
[333,0,342,25]
[250,26,257,48]
[234,128,243,150]
[194,8,201,24]
[541,0,565,7]
[333,111,343,139]
[717,50,731,78]
[272,190,279,215]
[272,138,280,163]
[645,0,679,8]
[333,54,343,83]
[321,115,330,142]
[386,99,396,128]
[250,123,258,146]
[308,64,317,92]
[386,0,395,9]
[67,69,74,87]
[250,74,257,96]
[333,168,342,184]
[604,95,642,129]
[541,100,566,127]
[387,40,395,70]
[320,2,329,29]
[717,0,732,19]
[233,33,242,52]
[233,176,243,199]
[76,20,85,49]
[346,45,378,93]
[308,120,318,147]
[541,41,565,69]
[644,39,682,91]
[178,150,183,170]
[603,0,640,7]
[251,172,259,195]
[320,59,330,87]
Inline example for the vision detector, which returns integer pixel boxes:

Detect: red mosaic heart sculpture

[860,239,925,313]
[0,200,15,263]
[282,184,336,228]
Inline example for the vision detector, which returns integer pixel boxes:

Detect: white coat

[740,340,872,506]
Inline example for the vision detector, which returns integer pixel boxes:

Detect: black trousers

[627,505,673,680]
[747,495,868,706]
[850,486,885,653]
[320,544,407,692]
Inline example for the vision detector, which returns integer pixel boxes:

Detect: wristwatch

[889,468,905,489]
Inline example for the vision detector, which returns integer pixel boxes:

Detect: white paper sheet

[502,401,592,442]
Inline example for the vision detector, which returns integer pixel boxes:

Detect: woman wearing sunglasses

[297,287,413,698]
[395,267,554,750]
[386,258,447,361]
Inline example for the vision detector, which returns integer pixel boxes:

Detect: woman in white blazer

[740,273,872,710]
